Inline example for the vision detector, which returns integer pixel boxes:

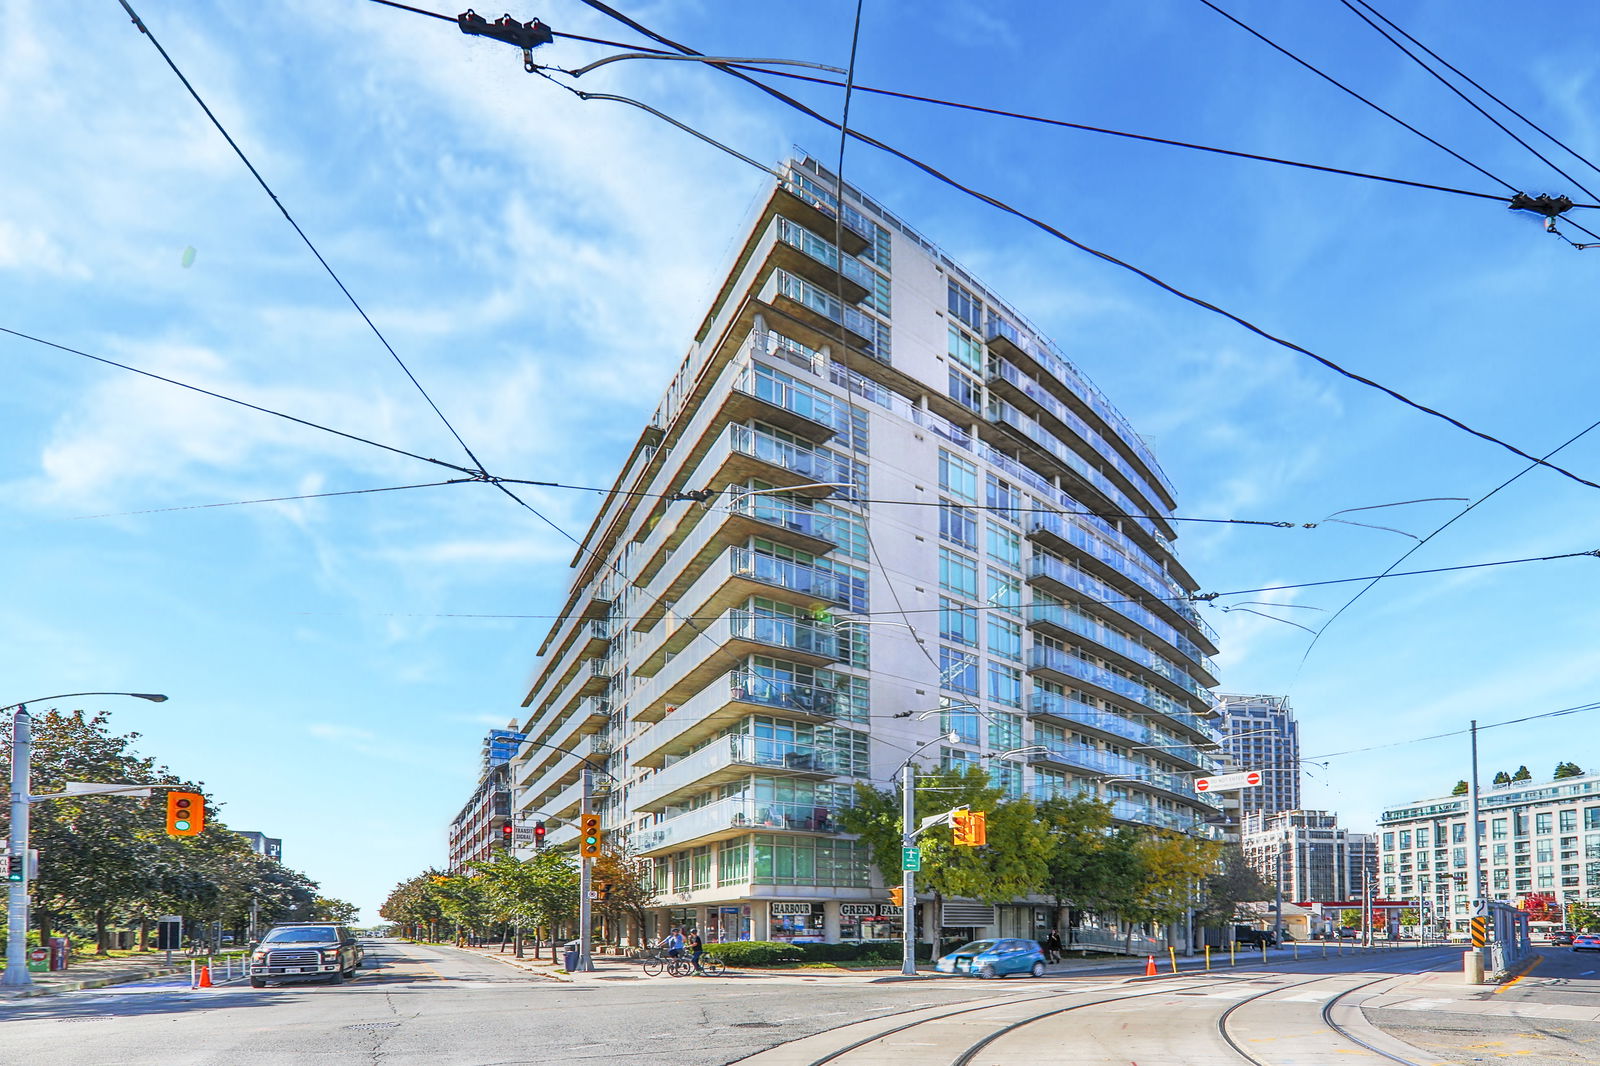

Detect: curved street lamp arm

[3,692,167,713]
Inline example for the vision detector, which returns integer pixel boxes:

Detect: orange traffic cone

[1144,955,1157,977]
[198,964,213,988]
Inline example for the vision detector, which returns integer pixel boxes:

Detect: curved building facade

[509,156,1221,944]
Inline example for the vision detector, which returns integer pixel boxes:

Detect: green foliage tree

[309,897,360,923]
[1553,762,1584,780]
[1450,780,1469,795]
[380,872,448,940]
[1194,844,1272,927]
[1511,765,1532,782]
[1126,833,1221,936]
[1567,900,1600,932]
[1492,770,1511,786]
[593,841,658,944]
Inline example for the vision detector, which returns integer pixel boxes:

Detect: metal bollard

[1205,945,1211,971]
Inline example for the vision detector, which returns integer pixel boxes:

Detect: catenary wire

[2,325,479,477]
[563,2,1600,495]
[1305,698,1600,761]
[1194,0,1516,193]
[1351,0,1600,183]
[1294,411,1600,667]
[117,0,490,476]
[66,480,474,520]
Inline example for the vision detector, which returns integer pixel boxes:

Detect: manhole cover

[343,1022,400,1031]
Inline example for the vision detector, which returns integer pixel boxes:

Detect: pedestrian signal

[579,812,603,858]
[165,790,205,836]
[594,880,611,902]
[888,886,903,907]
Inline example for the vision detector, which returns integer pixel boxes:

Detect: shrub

[797,942,859,962]
[711,940,804,966]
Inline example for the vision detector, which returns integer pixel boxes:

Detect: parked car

[934,938,1047,979]
[250,923,364,987]
[1549,930,1575,946]
[1337,928,1358,940]
[1572,933,1600,952]
[1234,926,1277,947]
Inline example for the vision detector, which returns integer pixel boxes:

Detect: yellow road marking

[1494,956,1543,993]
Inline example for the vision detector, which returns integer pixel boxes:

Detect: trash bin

[27,947,49,973]
[563,949,578,972]
[48,937,69,971]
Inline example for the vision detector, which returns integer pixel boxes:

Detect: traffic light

[969,810,987,846]
[165,790,205,836]
[5,855,22,883]
[888,886,903,907]
[533,821,547,849]
[501,823,513,848]
[579,812,603,858]
[951,810,973,845]
[594,880,611,902]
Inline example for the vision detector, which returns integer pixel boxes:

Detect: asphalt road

[2,940,1594,1066]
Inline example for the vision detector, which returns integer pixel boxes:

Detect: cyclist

[662,927,684,962]
[687,928,705,975]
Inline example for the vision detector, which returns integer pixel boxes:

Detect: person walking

[687,928,705,974]
[1044,929,1062,964]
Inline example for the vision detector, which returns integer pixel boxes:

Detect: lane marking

[1494,956,1544,994]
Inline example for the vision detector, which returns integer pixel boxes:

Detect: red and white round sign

[1245,771,1261,786]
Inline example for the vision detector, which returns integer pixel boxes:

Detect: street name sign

[1195,770,1262,792]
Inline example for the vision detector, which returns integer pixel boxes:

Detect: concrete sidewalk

[0,952,188,999]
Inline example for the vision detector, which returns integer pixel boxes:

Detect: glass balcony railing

[771,270,887,362]
[735,360,852,435]
[1027,510,1187,608]
[1024,601,1211,703]
[1029,741,1142,778]
[1027,645,1208,734]
[1026,555,1216,671]
[727,547,846,603]
[774,216,878,291]
[1110,800,1208,831]
[728,425,854,488]
[637,735,839,807]
[726,671,840,718]
[988,357,1171,514]
[1028,691,1150,746]
[724,491,845,547]
[633,796,844,852]
[727,610,840,659]
[984,312,1176,500]
[778,173,875,246]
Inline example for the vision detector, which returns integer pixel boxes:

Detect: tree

[1567,901,1600,932]
[1125,834,1221,942]
[1553,762,1584,780]
[1195,844,1272,928]
[380,872,448,940]
[309,897,360,923]
[520,849,579,959]
[593,841,658,945]
[1036,794,1116,922]
[1492,770,1511,787]
[1511,765,1532,782]
[1450,780,1469,796]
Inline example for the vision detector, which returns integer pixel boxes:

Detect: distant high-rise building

[237,831,283,863]
[447,727,521,872]
[1240,810,1374,903]
[1216,694,1300,819]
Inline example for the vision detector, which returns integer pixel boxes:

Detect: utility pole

[1273,826,1285,946]
[578,768,593,973]
[1467,719,1486,968]
[3,706,33,989]
[900,760,916,976]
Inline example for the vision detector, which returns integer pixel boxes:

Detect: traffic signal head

[5,855,22,883]
[165,790,205,836]
[594,880,611,901]
[969,810,987,847]
[951,810,973,846]
[579,812,603,858]
[501,823,513,847]
[533,821,547,848]
[888,886,903,907]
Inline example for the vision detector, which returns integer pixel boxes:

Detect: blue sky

[4,1,1599,919]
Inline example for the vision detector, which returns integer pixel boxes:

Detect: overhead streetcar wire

[67,480,474,521]
[117,0,490,476]
[550,3,1600,494]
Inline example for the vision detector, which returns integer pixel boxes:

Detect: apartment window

[1561,809,1577,833]
[1034,769,1072,800]
[1491,819,1507,840]
[940,647,979,696]
[947,323,984,373]
[1452,847,1466,868]
[940,549,978,597]
[947,280,981,330]
[1493,869,1509,891]
[1537,869,1555,889]
[941,746,979,772]
[987,616,1023,661]
[1536,812,1553,835]
[987,711,1022,749]
[691,846,713,891]
[987,477,1020,525]
[987,523,1021,568]
[1399,830,1412,849]
[1492,844,1507,865]
[1537,840,1554,863]
[718,839,750,886]
[987,568,1021,613]
[940,500,978,549]
[1514,811,1529,835]
[752,835,869,887]
[948,367,982,413]
[1416,828,1430,848]
[988,662,1023,708]
[939,450,978,503]
[1452,823,1466,843]
[1382,832,1394,850]
[940,597,979,646]
[988,759,1022,799]
[1587,807,1600,831]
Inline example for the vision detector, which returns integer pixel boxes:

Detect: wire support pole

[2,706,33,988]
[901,760,917,976]
[578,768,594,972]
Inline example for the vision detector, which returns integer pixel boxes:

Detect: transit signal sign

[1195,771,1262,793]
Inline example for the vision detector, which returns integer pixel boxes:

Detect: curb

[426,942,574,983]
[0,966,186,999]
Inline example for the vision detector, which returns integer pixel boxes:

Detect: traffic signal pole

[3,705,33,989]
[900,761,916,976]
[578,768,594,972]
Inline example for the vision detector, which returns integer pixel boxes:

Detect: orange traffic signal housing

[165,790,205,836]
[952,810,987,846]
[579,812,603,858]
[888,886,904,907]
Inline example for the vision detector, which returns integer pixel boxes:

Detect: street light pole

[579,767,593,973]
[900,759,916,976]
[3,692,167,989]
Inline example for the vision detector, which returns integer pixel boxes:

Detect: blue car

[935,938,1047,979]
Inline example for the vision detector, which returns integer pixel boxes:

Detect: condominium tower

[508,157,1222,945]
[1216,694,1301,820]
